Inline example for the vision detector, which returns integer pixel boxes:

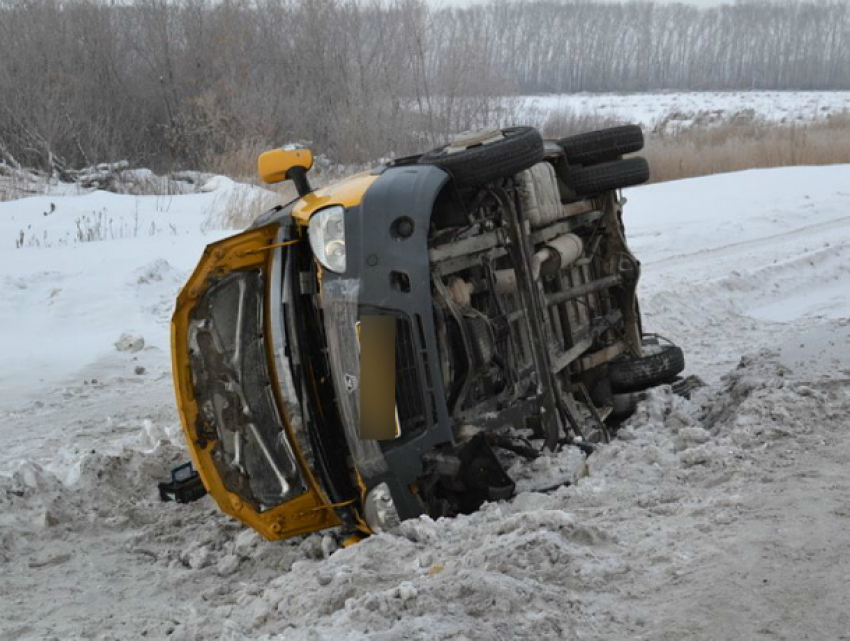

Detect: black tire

[567,157,650,196]
[609,343,685,393]
[418,126,544,189]
[557,125,644,166]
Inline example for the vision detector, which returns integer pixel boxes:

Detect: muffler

[493,232,584,294]
[538,233,583,275]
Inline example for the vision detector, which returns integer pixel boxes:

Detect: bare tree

[0,0,848,172]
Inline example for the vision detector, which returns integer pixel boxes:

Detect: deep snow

[1,165,849,640]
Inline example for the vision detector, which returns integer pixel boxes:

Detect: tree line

[476,0,850,93]
[1,0,848,173]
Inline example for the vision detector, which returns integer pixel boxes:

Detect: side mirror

[258,147,314,196]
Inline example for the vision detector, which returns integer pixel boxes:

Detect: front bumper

[319,165,457,520]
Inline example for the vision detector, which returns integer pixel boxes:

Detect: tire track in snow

[640,214,850,269]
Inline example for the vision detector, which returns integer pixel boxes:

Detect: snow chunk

[114,332,145,353]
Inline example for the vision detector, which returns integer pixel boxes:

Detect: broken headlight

[363,482,401,533]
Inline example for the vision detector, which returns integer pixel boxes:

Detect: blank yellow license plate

[357,317,401,440]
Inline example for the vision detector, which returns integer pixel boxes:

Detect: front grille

[395,316,427,433]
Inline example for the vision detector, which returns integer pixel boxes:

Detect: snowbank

[0,177,273,399]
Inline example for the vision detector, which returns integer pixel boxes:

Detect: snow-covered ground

[627,165,850,381]
[519,90,850,130]
[0,177,271,395]
[2,165,850,640]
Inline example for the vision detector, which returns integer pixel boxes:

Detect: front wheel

[418,127,544,189]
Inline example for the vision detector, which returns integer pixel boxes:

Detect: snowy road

[1,166,849,640]
[627,165,850,381]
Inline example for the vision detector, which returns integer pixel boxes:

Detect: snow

[625,164,850,380]
[0,181,273,400]
[518,90,850,130]
[2,164,850,639]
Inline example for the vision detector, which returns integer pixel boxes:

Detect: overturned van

[171,125,684,540]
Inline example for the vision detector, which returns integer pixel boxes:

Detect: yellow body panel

[292,172,378,225]
[258,148,314,184]
[170,225,342,540]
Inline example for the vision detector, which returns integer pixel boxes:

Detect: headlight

[363,482,401,533]
[308,206,346,273]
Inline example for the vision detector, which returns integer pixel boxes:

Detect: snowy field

[519,90,850,130]
[2,165,850,639]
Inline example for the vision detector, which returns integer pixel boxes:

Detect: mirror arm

[288,166,312,197]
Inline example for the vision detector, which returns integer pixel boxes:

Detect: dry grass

[538,106,625,140]
[542,107,850,183]
[0,165,48,202]
[201,184,292,231]
[643,114,850,183]
[202,139,274,184]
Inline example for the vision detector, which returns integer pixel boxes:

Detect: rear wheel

[419,127,544,189]
[609,337,685,393]
[557,125,644,165]
[567,157,650,196]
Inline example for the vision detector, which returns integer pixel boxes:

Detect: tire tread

[567,157,650,196]
[609,344,685,393]
[558,124,644,165]
[419,127,544,188]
